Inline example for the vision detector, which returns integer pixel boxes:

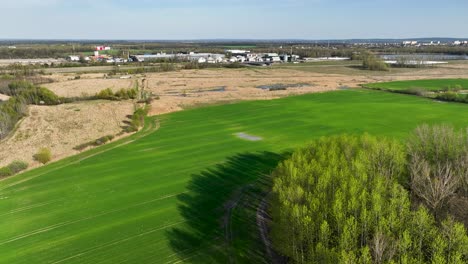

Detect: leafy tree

[270,134,468,263]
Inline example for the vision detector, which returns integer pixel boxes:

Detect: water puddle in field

[338,85,351,90]
[256,83,312,91]
[206,86,226,92]
[235,132,263,141]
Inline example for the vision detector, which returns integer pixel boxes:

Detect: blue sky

[1,0,467,39]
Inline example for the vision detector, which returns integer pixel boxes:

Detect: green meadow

[365,78,468,91]
[1,89,468,263]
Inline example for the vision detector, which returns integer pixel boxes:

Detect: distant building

[96,46,111,51]
[130,53,225,63]
[226,49,250,55]
[262,53,281,63]
[66,55,80,62]
[197,57,207,63]
[402,41,418,46]
[229,57,238,63]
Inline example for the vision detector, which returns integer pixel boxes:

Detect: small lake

[380,54,468,61]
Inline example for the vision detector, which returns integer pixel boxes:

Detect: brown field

[0,100,134,168]
[45,77,135,97]
[3,62,468,171]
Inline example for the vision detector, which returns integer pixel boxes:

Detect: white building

[263,53,281,62]
[226,49,250,54]
[67,55,80,62]
[229,57,238,63]
[236,56,246,63]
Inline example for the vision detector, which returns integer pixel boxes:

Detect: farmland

[1,89,468,263]
[364,78,468,91]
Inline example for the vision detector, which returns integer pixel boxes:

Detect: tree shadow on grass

[166,151,286,264]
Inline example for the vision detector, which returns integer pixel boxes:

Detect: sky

[1,0,467,40]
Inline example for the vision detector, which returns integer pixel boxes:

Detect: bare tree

[409,155,460,214]
[371,233,395,264]
[408,125,468,216]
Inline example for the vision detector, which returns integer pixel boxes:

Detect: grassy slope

[1,90,468,263]
[365,78,468,91]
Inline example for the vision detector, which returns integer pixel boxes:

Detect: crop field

[365,78,468,91]
[1,90,468,263]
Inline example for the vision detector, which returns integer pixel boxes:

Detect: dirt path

[257,193,285,264]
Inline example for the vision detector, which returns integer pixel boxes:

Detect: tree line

[271,127,468,263]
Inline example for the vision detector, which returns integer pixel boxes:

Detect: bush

[406,87,428,96]
[8,160,28,174]
[96,88,116,100]
[125,105,149,132]
[443,84,463,92]
[21,86,61,105]
[97,88,137,100]
[0,167,12,178]
[361,52,389,71]
[33,148,52,164]
[436,91,462,102]
[0,80,35,96]
[74,134,115,151]
[95,135,114,146]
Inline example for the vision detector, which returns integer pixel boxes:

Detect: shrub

[94,135,114,146]
[406,87,428,96]
[73,142,90,151]
[96,88,115,100]
[125,105,149,132]
[7,160,28,174]
[33,148,52,164]
[1,81,35,96]
[97,88,137,100]
[361,52,389,71]
[21,87,61,105]
[436,92,461,102]
[0,167,12,178]
[74,135,116,151]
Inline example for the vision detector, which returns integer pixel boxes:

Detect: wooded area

[271,132,468,263]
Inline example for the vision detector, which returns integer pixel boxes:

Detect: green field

[365,78,468,91]
[1,90,468,263]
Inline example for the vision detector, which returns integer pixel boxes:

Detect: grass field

[1,90,468,263]
[365,78,468,91]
